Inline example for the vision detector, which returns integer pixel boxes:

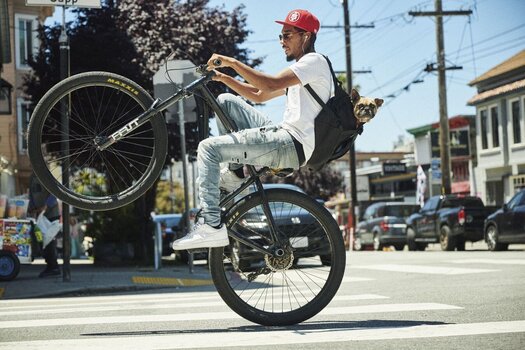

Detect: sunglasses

[279,31,304,41]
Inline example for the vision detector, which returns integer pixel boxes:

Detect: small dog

[350,88,383,124]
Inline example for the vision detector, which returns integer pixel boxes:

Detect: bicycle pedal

[270,168,294,177]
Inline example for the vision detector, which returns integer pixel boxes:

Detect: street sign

[25,0,101,8]
[153,60,199,123]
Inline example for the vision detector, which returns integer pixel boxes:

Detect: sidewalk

[0,258,214,300]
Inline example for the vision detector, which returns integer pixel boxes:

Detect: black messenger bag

[304,56,363,171]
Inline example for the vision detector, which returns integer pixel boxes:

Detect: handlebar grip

[212,58,222,67]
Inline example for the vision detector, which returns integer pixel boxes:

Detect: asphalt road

[1,244,524,350]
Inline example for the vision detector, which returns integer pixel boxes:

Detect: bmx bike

[27,62,345,326]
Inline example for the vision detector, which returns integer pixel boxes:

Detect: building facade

[0,0,52,196]
[407,115,477,198]
[468,50,525,205]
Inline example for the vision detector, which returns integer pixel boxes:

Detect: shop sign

[26,0,101,8]
[382,162,406,175]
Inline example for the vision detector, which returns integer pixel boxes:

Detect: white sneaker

[172,218,229,250]
[219,167,244,193]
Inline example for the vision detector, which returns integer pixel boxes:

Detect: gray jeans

[197,93,300,226]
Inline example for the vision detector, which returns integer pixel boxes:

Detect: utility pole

[326,2,374,250]
[337,0,374,250]
[410,0,471,195]
[59,6,71,282]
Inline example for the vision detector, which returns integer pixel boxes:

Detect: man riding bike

[172,9,333,250]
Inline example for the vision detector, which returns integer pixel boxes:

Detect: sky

[206,0,525,152]
[48,0,525,152]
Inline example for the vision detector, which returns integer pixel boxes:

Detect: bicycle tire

[209,189,345,326]
[27,72,167,211]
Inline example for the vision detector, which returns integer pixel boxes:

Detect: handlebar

[196,58,222,77]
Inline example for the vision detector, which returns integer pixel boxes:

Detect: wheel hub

[264,252,294,272]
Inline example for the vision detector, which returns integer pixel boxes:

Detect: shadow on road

[83,319,452,337]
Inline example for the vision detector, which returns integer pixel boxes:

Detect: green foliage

[155,180,185,214]
[22,0,258,256]
[263,167,343,201]
[84,203,139,243]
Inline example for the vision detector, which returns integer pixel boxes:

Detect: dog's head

[351,89,383,123]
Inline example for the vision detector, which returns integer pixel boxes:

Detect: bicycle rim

[28,72,167,210]
[210,189,345,326]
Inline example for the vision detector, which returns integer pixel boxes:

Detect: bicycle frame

[97,66,291,258]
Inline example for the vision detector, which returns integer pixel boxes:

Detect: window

[506,192,523,210]
[422,196,439,211]
[511,100,522,144]
[0,79,12,114]
[15,14,38,69]
[490,106,499,148]
[480,109,488,149]
[17,99,33,153]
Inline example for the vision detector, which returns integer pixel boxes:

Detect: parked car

[406,195,494,251]
[355,202,420,251]
[227,183,332,269]
[484,189,525,251]
[152,213,182,256]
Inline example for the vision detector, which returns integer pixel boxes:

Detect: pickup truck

[405,195,494,251]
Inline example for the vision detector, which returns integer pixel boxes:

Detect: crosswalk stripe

[1,320,522,349]
[0,294,389,316]
[342,276,374,282]
[0,303,460,329]
[0,290,221,306]
[350,264,498,275]
[449,258,525,265]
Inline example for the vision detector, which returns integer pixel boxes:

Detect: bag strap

[304,55,337,107]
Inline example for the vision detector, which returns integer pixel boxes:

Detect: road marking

[0,294,389,316]
[449,258,525,265]
[132,276,214,286]
[0,303,461,329]
[1,320,523,349]
[0,290,221,306]
[350,264,498,275]
[342,276,374,282]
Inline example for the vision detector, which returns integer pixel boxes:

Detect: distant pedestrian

[28,174,61,278]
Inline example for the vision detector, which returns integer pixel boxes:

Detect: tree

[23,0,259,263]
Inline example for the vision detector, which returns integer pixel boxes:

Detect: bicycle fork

[222,167,293,259]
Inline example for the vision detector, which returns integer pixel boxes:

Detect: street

[0,245,524,350]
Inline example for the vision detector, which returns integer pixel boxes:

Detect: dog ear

[350,89,360,104]
[374,98,384,107]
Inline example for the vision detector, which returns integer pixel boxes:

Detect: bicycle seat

[270,168,294,177]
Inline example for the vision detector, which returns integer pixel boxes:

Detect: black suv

[484,189,525,251]
[355,202,420,251]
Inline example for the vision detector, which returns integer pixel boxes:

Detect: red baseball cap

[275,9,320,34]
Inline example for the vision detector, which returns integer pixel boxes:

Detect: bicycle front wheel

[209,189,346,326]
[27,72,167,211]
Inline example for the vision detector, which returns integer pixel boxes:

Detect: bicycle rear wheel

[209,189,345,326]
[27,72,167,211]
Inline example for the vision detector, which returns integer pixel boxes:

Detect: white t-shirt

[281,52,334,164]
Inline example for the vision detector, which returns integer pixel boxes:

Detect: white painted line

[0,294,389,316]
[1,320,522,349]
[342,276,374,282]
[0,290,220,306]
[0,303,461,329]
[0,294,224,311]
[449,258,525,265]
[332,294,389,302]
[350,264,498,275]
